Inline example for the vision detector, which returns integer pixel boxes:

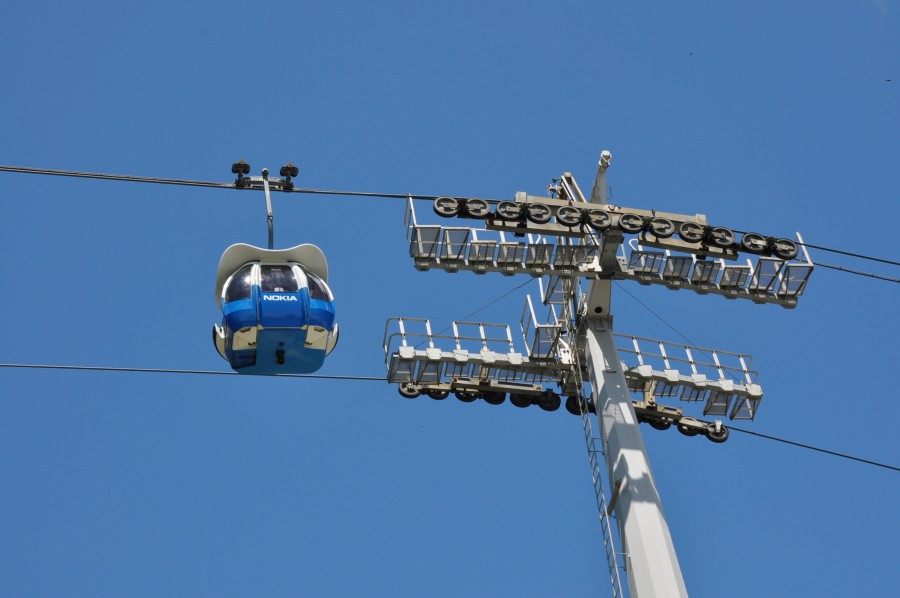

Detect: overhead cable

[729,426,900,473]
[4,163,898,267]
[414,277,534,348]
[614,286,899,473]
[0,164,444,201]
[729,226,899,267]
[801,242,899,267]
[1,361,896,472]
[813,262,900,284]
[0,164,234,190]
[614,282,706,349]
[426,278,534,343]
[0,363,385,381]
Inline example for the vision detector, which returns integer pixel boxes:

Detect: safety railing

[619,238,814,308]
[614,333,763,420]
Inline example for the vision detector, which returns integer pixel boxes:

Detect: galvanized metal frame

[405,197,814,308]
[387,156,814,597]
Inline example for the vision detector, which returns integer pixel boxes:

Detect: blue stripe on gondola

[218,278,336,375]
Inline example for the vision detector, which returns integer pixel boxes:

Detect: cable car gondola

[212,243,338,375]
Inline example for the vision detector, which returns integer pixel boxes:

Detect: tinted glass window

[261,265,299,292]
[225,264,254,303]
[306,272,330,301]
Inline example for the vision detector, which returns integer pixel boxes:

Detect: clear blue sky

[1,1,898,597]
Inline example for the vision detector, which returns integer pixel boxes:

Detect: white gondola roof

[215,243,329,308]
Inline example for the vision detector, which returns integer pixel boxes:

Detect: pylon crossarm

[614,332,764,421]
[406,192,814,308]
[383,315,765,434]
[613,242,813,308]
[383,317,563,391]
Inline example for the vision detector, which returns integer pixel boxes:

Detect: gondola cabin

[213,243,338,374]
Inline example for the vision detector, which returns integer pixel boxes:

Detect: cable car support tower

[382,151,815,597]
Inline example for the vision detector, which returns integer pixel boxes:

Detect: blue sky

[1,1,898,597]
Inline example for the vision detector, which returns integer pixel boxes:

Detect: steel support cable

[729,426,900,473]
[614,282,706,349]
[6,164,900,264]
[613,285,900,473]
[0,363,385,381]
[812,262,900,284]
[799,243,899,267]
[616,281,780,394]
[417,278,535,348]
[7,165,900,274]
[1,362,897,471]
[729,226,899,267]
[0,165,235,190]
[619,265,891,479]
[0,164,466,202]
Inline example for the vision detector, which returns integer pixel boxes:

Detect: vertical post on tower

[582,314,689,598]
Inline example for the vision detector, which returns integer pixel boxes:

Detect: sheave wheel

[398,383,421,399]
[537,392,561,412]
[708,227,736,248]
[556,206,583,227]
[526,203,552,224]
[586,210,612,231]
[426,389,449,400]
[618,213,645,233]
[740,232,769,254]
[454,390,478,403]
[678,221,705,243]
[481,391,506,405]
[677,423,699,437]
[495,201,523,220]
[433,197,460,217]
[648,218,675,238]
[510,394,532,408]
[464,198,491,219]
[706,424,730,443]
[772,238,800,260]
